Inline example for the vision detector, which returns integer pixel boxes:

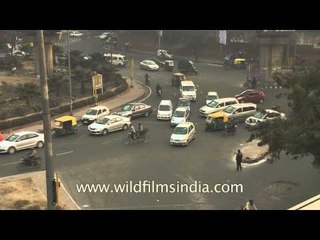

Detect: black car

[177,59,197,75]
[115,103,152,119]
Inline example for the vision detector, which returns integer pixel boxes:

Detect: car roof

[213,97,238,103]
[10,131,39,135]
[208,91,218,95]
[176,122,193,128]
[89,105,107,110]
[175,107,187,112]
[180,81,195,86]
[159,100,172,105]
[228,103,257,108]
[178,97,190,102]
[103,114,120,120]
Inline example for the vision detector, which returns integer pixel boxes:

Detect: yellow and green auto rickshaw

[53,116,78,136]
[234,58,246,69]
[205,111,229,131]
[171,72,186,87]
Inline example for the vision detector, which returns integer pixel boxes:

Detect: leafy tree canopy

[247,64,320,167]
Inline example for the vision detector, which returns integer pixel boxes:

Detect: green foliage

[250,65,320,166]
[14,82,40,107]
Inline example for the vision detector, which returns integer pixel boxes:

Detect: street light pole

[37,30,56,210]
[67,30,73,115]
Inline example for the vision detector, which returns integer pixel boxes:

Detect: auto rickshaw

[171,72,186,87]
[53,116,78,136]
[205,111,229,131]
[234,58,246,69]
[164,60,174,72]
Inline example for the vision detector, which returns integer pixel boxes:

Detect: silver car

[0,131,44,154]
[88,115,131,135]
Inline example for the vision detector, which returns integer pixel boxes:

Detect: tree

[48,73,67,97]
[14,83,40,108]
[247,64,320,167]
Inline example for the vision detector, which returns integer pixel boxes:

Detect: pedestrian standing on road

[236,149,243,171]
[144,73,150,86]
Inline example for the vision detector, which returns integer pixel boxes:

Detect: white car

[171,107,191,127]
[245,109,286,128]
[0,131,44,154]
[170,122,196,146]
[177,98,191,111]
[69,31,83,37]
[139,60,159,71]
[157,49,173,60]
[99,32,112,40]
[157,100,173,120]
[206,91,219,105]
[88,115,131,136]
[81,106,110,124]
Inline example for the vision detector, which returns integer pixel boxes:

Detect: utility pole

[37,30,56,210]
[67,30,73,115]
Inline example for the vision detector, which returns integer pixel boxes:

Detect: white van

[180,81,197,101]
[222,103,257,122]
[199,97,239,117]
[103,53,128,66]
[157,100,173,120]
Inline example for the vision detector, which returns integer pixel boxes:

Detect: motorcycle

[17,156,42,171]
[156,88,162,98]
[225,123,237,135]
[123,129,149,144]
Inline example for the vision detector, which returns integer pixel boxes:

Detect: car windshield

[173,127,187,135]
[207,95,217,101]
[159,105,170,111]
[173,111,185,117]
[223,106,237,114]
[5,134,19,142]
[86,109,97,115]
[253,110,267,119]
[182,86,194,91]
[96,118,110,124]
[122,104,133,111]
[207,100,219,108]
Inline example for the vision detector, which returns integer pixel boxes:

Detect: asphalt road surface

[1,36,319,210]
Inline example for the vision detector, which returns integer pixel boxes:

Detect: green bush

[0,81,128,130]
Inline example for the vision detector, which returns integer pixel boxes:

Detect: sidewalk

[0,78,148,210]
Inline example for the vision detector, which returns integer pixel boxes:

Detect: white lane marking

[101,140,111,145]
[56,151,74,156]
[139,84,152,102]
[60,182,81,210]
[1,161,20,166]
[102,138,122,144]
[209,63,223,67]
[79,134,87,137]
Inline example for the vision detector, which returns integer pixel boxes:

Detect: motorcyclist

[137,123,144,138]
[130,124,137,140]
[144,73,150,86]
[226,118,237,133]
[156,83,162,96]
[23,147,38,166]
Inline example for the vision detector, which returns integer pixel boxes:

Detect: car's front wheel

[102,129,108,136]
[145,111,150,117]
[36,141,44,148]
[8,147,16,154]
[122,124,128,131]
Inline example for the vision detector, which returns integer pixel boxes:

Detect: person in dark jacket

[236,149,243,171]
